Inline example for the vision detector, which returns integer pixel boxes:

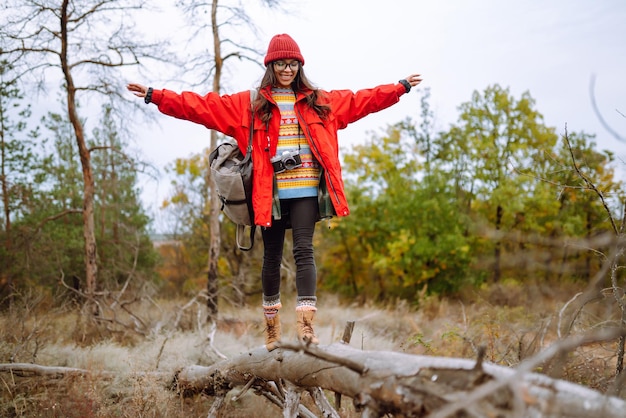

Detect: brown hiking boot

[264,312,281,351]
[296,310,319,345]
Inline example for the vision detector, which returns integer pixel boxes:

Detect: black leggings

[261,197,318,299]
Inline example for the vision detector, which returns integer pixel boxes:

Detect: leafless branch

[34,209,82,233]
[563,125,619,234]
[590,74,625,143]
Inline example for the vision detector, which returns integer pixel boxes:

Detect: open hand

[127,83,148,98]
[404,74,423,88]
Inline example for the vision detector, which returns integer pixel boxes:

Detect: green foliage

[430,84,619,283]
[0,61,41,292]
[6,107,86,289]
[320,124,476,300]
[90,104,159,288]
[318,84,624,302]
[2,97,159,296]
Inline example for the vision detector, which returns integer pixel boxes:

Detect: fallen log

[0,363,101,377]
[3,328,625,417]
[174,341,626,417]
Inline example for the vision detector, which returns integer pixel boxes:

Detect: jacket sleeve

[324,83,407,129]
[150,88,249,138]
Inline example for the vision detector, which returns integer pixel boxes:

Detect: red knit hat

[264,34,305,66]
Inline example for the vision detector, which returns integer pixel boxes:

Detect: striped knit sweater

[271,87,320,199]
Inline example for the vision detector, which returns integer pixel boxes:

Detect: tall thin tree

[1,0,169,313]
[175,0,284,323]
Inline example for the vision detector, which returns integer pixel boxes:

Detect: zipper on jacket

[295,106,341,207]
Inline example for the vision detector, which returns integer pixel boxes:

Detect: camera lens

[284,157,297,170]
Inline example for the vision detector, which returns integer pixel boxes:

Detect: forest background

[1,0,625,417]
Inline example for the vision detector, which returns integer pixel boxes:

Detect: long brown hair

[253,63,331,125]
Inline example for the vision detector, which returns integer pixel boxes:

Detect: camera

[271,150,302,173]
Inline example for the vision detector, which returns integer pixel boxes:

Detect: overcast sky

[127,0,626,229]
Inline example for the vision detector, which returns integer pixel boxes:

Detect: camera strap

[296,125,303,152]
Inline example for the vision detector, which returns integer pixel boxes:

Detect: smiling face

[272,60,300,88]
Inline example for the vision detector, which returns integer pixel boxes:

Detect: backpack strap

[242,89,257,165]
[238,89,258,251]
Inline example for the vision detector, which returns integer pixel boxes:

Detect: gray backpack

[209,90,257,251]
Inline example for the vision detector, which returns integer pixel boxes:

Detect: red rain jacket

[150,83,407,227]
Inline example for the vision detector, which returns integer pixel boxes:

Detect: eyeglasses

[273,61,300,71]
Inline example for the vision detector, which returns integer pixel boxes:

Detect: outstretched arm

[328,73,424,128]
[125,83,250,139]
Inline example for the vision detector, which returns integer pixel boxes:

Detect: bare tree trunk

[206,0,222,323]
[60,0,98,312]
[206,128,220,321]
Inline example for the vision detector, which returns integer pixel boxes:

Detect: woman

[128,33,422,351]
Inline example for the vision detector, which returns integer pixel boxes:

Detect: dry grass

[0,280,623,417]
